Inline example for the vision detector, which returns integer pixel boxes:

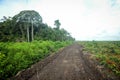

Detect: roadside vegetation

[80,41,120,77]
[0,41,73,79]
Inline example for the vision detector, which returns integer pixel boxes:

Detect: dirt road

[12,43,106,80]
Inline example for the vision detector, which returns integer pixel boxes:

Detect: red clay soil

[10,43,118,80]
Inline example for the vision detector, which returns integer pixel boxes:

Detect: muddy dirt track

[12,43,110,80]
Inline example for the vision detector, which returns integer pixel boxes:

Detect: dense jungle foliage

[0,10,75,42]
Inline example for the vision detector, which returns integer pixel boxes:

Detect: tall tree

[54,20,61,29]
[0,16,14,41]
[13,10,42,42]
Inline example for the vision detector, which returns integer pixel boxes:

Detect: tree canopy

[0,10,75,42]
[13,10,42,42]
[54,20,61,29]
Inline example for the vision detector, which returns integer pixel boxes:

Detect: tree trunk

[20,24,25,40]
[31,21,34,41]
[26,23,29,42]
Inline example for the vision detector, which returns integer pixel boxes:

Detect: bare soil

[10,43,117,80]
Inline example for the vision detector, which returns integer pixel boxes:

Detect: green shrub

[0,41,72,80]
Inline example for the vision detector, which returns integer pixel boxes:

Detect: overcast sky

[0,0,120,40]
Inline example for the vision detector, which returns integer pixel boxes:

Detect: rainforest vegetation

[0,10,74,42]
[0,10,74,80]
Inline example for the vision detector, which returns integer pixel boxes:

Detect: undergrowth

[80,41,120,76]
[0,40,72,80]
